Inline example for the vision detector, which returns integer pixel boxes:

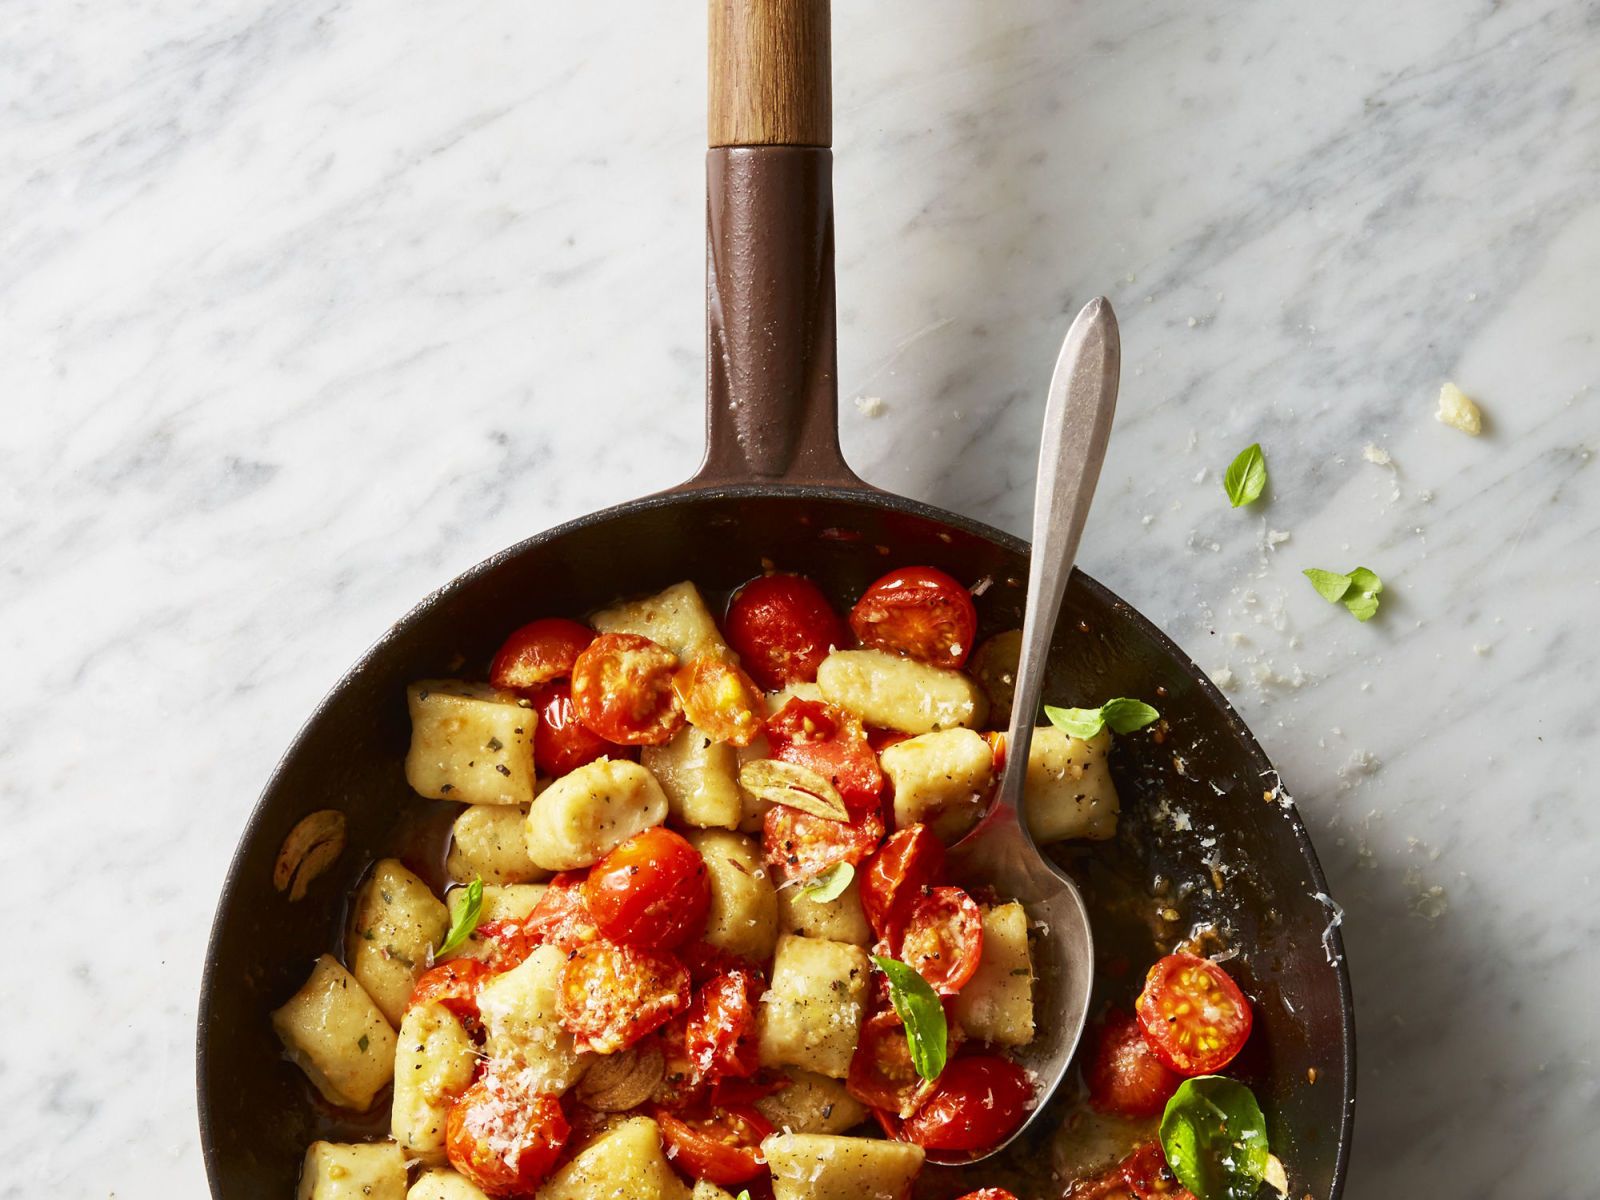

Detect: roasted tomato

[846,1008,937,1118]
[848,566,977,669]
[583,827,710,951]
[532,682,623,776]
[765,698,884,812]
[570,632,684,745]
[408,959,489,1022]
[898,886,985,994]
[655,1104,775,1187]
[685,968,763,1080]
[557,941,690,1054]
[762,802,886,883]
[672,655,766,747]
[466,918,539,972]
[1120,1140,1197,1198]
[1134,953,1253,1076]
[724,573,848,690]
[861,824,947,943]
[445,1073,570,1196]
[899,1054,1033,1156]
[954,1191,1023,1200]
[523,872,599,953]
[653,1015,704,1109]
[489,617,595,691]
[1085,1009,1181,1118]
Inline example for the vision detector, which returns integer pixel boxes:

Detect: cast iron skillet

[197,4,1355,1197]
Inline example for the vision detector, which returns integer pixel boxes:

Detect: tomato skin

[848,566,978,669]
[582,827,711,951]
[1120,1140,1197,1199]
[408,959,489,1022]
[570,632,685,746]
[654,1104,775,1186]
[860,824,947,944]
[445,1074,569,1196]
[523,872,599,953]
[489,617,596,691]
[724,573,848,691]
[1085,1009,1182,1118]
[899,1054,1034,1156]
[1134,953,1254,1076]
[532,682,624,777]
[846,1008,937,1118]
[557,941,691,1055]
[765,698,885,812]
[898,886,985,994]
[685,968,763,1081]
[761,802,886,883]
[672,656,767,747]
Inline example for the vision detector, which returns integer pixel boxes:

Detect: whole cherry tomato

[1085,1008,1181,1118]
[489,617,595,691]
[848,566,978,669]
[532,682,622,777]
[445,1073,569,1196]
[523,872,599,953]
[582,827,711,951]
[408,959,489,1023]
[898,886,985,994]
[899,1054,1033,1156]
[861,824,947,944]
[724,573,848,690]
[1134,953,1253,1076]
[762,802,885,883]
[684,968,763,1081]
[846,1008,937,1118]
[654,1104,775,1187]
[1120,1140,1197,1199]
[672,656,766,747]
[570,632,684,745]
[765,698,884,812]
[557,941,690,1055]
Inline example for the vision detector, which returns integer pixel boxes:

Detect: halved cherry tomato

[408,959,489,1022]
[655,1104,775,1187]
[523,872,599,953]
[557,941,690,1054]
[761,802,885,883]
[848,566,978,669]
[898,886,985,993]
[955,1191,1023,1200]
[570,632,684,746]
[685,968,763,1081]
[861,824,947,943]
[489,617,596,692]
[765,698,884,812]
[1134,953,1253,1076]
[673,656,766,747]
[653,1015,704,1109]
[1120,1140,1197,1199]
[846,1008,937,1118]
[582,827,710,951]
[532,682,623,776]
[468,917,538,971]
[445,1073,569,1196]
[899,1054,1033,1156]
[1085,1009,1181,1118]
[680,940,758,985]
[724,573,848,690]
[710,1072,789,1107]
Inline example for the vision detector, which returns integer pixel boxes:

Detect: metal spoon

[942,295,1121,1163]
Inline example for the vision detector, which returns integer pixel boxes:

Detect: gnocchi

[272,955,396,1111]
[346,858,450,1026]
[816,648,988,733]
[523,758,669,870]
[405,681,537,806]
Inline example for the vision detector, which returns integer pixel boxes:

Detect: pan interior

[198,486,1352,1200]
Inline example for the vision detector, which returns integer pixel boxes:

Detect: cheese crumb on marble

[1361,443,1392,466]
[1435,382,1483,435]
[853,395,886,418]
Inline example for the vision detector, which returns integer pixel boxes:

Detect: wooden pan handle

[709,0,831,147]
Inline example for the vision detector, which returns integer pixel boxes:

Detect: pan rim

[196,482,1355,1198]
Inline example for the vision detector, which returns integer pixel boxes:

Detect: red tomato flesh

[673,655,766,747]
[1085,1008,1181,1118]
[761,802,886,883]
[724,573,848,690]
[570,632,684,746]
[407,959,488,1023]
[1120,1140,1198,1199]
[557,940,690,1054]
[898,886,985,994]
[848,566,978,669]
[765,698,884,812]
[861,824,947,944]
[655,1104,775,1186]
[489,617,595,691]
[899,1054,1033,1157]
[445,1073,569,1197]
[522,872,599,954]
[582,827,711,951]
[532,682,622,777]
[846,1008,937,1118]
[685,968,763,1081]
[1134,953,1253,1076]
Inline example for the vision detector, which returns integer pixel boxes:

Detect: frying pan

[196,3,1355,1197]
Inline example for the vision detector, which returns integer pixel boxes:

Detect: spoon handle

[996,297,1122,815]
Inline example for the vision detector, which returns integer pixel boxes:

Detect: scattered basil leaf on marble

[1045,699,1161,740]
[435,877,484,959]
[873,955,948,1082]
[1302,568,1353,603]
[1303,566,1383,621]
[1159,1075,1270,1200]
[1223,443,1268,508]
[798,861,854,903]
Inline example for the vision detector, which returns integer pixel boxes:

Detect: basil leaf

[1045,699,1161,740]
[435,877,484,958]
[798,861,854,903]
[1043,704,1108,739]
[1223,443,1268,508]
[736,1193,752,1200]
[872,955,948,1082]
[1304,566,1383,621]
[1159,1076,1270,1200]
[1302,568,1353,603]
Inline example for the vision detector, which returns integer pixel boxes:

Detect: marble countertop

[5,1,1596,1196]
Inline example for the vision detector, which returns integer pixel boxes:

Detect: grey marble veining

[3,1,1596,1197]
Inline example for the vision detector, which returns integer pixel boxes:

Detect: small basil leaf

[798,861,854,903]
[1100,697,1161,734]
[1342,567,1383,621]
[1044,704,1108,739]
[872,955,948,1082]
[1223,443,1268,508]
[435,877,484,958]
[1302,568,1353,604]
[1160,1075,1271,1200]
